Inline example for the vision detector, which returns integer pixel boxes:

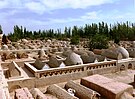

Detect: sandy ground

[103,69,135,84]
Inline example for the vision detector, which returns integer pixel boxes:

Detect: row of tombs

[2,72,135,99]
[1,45,135,98]
[1,56,134,80]
[1,55,135,99]
[1,45,134,70]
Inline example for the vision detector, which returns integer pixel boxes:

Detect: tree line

[1,21,135,49]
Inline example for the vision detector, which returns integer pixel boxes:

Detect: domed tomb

[8,44,16,50]
[34,59,46,70]
[64,52,83,66]
[85,50,95,56]
[132,41,135,48]
[101,48,123,60]
[74,50,88,56]
[1,44,8,50]
[47,54,61,68]
[62,50,73,57]
[117,46,129,58]
[1,52,16,61]
[38,49,46,58]
[126,48,135,58]
[81,54,96,63]
[22,39,28,43]
[74,50,95,63]
[17,51,28,59]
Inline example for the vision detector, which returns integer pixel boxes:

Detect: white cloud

[0,0,114,14]
[24,0,114,14]
[0,10,18,21]
[47,11,100,24]
[103,11,135,21]
[1,11,99,27]
[0,0,24,9]
[47,10,135,25]
[0,0,8,9]
[41,0,113,9]
[5,17,48,26]
[25,2,46,14]
[81,11,99,20]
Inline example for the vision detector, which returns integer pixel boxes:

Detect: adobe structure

[1,39,135,98]
[0,33,3,48]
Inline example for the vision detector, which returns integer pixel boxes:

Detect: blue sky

[0,0,134,34]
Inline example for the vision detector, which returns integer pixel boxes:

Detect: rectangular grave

[81,74,133,99]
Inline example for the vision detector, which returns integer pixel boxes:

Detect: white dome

[22,39,28,43]
[42,64,50,69]
[59,62,66,68]
[34,59,45,70]
[133,41,135,47]
[64,52,83,66]
[47,39,51,43]
[1,44,8,50]
[117,46,129,58]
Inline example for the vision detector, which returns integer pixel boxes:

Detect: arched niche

[120,65,126,71]
[128,63,132,69]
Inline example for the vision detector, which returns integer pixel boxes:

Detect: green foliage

[89,34,109,50]
[4,21,135,45]
[70,36,80,45]
[2,34,8,44]
[0,25,3,34]
[114,37,120,44]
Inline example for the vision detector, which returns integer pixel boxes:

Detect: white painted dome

[42,64,50,69]
[59,62,66,68]
[117,46,129,58]
[64,52,83,66]
[133,41,135,47]
[47,39,51,43]
[22,39,28,43]
[1,44,8,50]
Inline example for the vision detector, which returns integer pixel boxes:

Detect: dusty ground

[103,69,135,84]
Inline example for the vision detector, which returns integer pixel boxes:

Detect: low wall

[8,61,118,92]
[6,58,135,93]
[1,57,35,68]
[25,60,117,78]
[117,58,135,71]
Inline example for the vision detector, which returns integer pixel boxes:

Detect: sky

[0,0,134,34]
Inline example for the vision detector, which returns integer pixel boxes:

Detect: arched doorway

[128,63,132,69]
[120,65,125,71]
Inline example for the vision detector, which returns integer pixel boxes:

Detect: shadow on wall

[120,65,126,71]
[9,85,21,92]
[128,63,132,69]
